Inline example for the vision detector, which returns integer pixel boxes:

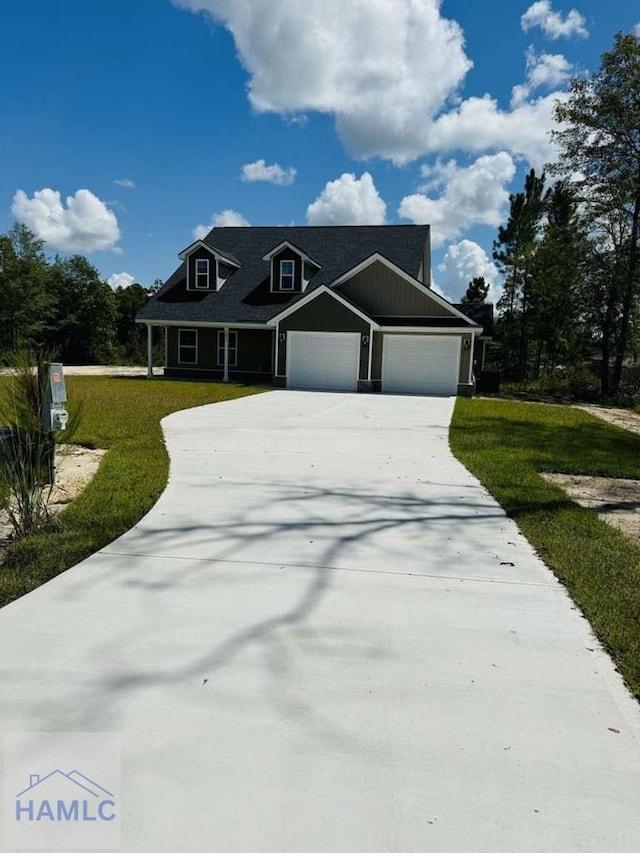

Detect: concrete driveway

[1,391,640,851]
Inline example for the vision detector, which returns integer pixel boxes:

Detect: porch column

[223,326,230,383]
[146,325,154,378]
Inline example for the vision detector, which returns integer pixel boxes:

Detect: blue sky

[2,0,638,301]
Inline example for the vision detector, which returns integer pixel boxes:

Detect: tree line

[0,224,159,365]
[488,32,640,399]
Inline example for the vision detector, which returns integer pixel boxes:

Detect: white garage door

[382,335,460,395]
[287,331,360,392]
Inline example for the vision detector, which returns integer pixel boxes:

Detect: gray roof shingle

[138,225,431,325]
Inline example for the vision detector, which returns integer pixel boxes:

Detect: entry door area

[287,331,360,392]
[382,334,460,395]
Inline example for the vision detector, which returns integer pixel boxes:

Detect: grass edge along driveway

[450,397,640,700]
[0,377,264,608]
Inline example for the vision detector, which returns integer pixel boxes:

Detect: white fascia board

[135,320,271,330]
[266,285,379,328]
[331,253,476,326]
[178,240,240,267]
[378,325,483,335]
[262,240,321,267]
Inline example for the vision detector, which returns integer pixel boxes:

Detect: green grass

[0,377,264,607]
[450,398,640,699]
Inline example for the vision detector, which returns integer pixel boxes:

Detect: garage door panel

[288,332,360,392]
[382,335,459,395]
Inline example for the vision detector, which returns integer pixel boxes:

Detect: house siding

[336,261,451,316]
[277,292,371,380]
[235,330,273,373]
[166,327,273,378]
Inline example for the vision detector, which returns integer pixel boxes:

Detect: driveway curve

[1,391,640,851]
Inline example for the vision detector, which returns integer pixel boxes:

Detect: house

[137,225,492,396]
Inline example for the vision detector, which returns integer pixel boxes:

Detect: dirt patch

[0,365,148,378]
[0,444,106,553]
[576,404,640,435]
[541,472,640,545]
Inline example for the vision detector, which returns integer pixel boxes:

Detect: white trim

[275,323,281,376]
[367,328,373,382]
[146,324,154,378]
[378,325,482,335]
[279,259,295,290]
[262,240,321,267]
[217,329,238,368]
[223,327,230,382]
[330,253,476,326]
[178,328,198,365]
[178,239,240,267]
[136,320,270,330]
[267,285,379,328]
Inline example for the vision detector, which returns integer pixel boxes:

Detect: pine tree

[461,276,489,304]
[551,32,640,393]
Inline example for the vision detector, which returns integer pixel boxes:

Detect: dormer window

[195,259,209,289]
[263,240,321,293]
[179,240,240,291]
[280,260,295,290]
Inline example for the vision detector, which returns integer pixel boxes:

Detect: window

[178,329,198,364]
[217,330,238,367]
[279,259,295,290]
[195,258,209,289]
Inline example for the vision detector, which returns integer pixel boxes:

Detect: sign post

[40,363,68,486]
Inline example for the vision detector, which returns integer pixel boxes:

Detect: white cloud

[425,92,567,171]
[172,0,472,164]
[173,0,573,168]
[438,240,500,303]
[114,178,135,188]
[241,159,297,185]
[11,188,121,253]
[521,1,588,39]
[306,172,386,226]
[634,23,640,37]
[511,47,573,106]
[193,209,250,238]
[108,272,135,289]
[398,152,516,248]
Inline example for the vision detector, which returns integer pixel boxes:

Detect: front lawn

[450,398,640,699]
[0,377,264,608]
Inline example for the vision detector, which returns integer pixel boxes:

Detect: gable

[335,260,455,318]
[279,291,370,334]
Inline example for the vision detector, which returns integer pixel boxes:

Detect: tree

[528,181,588,375]
[0,225,53,356]
[47,256,118,364]
[114,283,151,362]
[551,32,640,394]
[461,276,489,304]
[493,169,546,380]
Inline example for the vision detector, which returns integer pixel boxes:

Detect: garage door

[382,335,460,395]
[287,331,361,391]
